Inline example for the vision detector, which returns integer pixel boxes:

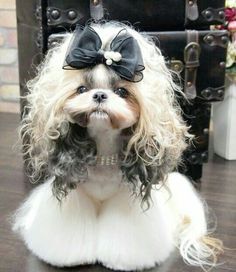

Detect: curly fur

[20,22,190,203]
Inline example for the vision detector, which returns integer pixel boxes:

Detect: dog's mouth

[73,109,110,127]
[89,109,109,119]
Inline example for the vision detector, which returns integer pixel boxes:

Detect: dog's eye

[114,87,128,98]
[76,86,88,94]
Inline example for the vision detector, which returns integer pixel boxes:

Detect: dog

[13,22,223,271]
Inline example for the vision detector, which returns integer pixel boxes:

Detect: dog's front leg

[96,185,175,271]
[13,178,98,267]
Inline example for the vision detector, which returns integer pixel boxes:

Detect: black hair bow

[63,25,145,82]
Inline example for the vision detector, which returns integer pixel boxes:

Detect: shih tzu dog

[13,22,223,271]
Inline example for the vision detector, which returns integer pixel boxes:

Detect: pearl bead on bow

[104,51,122,65]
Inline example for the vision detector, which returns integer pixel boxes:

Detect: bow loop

[63,25,145,82]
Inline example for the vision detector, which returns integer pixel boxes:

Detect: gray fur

[49,123,97,200]
[47,123,179,206]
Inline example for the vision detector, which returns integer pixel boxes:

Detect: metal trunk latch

[201,86,225,101]
[202,7,225,24]
[169,60,184,74]
[185,0,199,21]
[204,32,229,48]
[184,30,200,100]
[90,0,104,21]
[46,7,80,26]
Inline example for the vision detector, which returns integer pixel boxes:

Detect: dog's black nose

[93,92,108,103]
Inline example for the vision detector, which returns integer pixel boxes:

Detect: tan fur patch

[201,236,224,254]
[182,215,191,226]
[200,235,224,267]
[109,84,140,129]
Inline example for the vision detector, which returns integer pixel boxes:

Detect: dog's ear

[120,34,192,205]
[20,35,77,182]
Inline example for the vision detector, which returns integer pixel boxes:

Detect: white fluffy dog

[13,22,223,271]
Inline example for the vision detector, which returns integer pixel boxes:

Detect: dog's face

[63,65,140,131]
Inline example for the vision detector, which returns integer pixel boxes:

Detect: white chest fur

[13,172,208,271]
[82,118,124,201]
[81,164,123,201]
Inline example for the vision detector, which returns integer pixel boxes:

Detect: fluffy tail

[178,213,224,271]
[179,234,223,271]
[165,173,224,271]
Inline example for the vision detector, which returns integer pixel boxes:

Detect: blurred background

[0,0,19,113]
